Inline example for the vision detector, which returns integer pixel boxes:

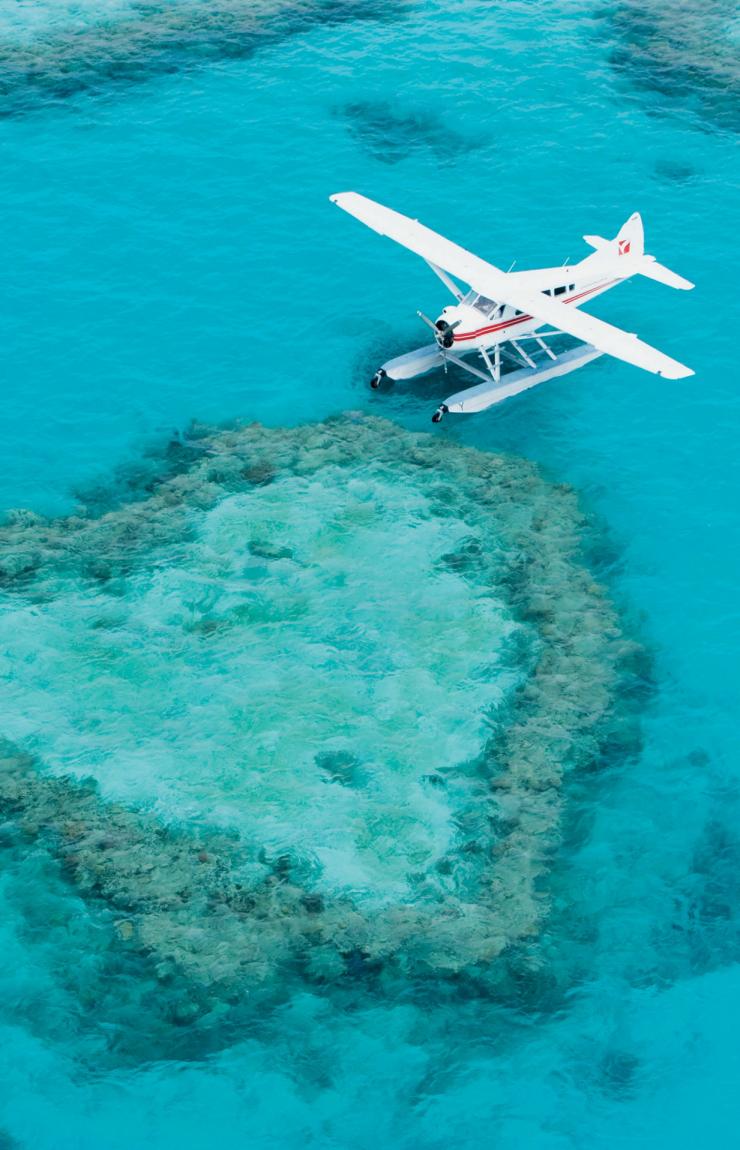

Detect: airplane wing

[330,192,694,381]
[490,280,694,379]
[330,191,507,294]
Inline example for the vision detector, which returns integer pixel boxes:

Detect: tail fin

[615,212,645,259]
[583,211,694,290]
[584,212,644,258]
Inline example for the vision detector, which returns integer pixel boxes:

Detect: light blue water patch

[0,462,522,904]
[0,0,739,1146]
[0,0,135,41]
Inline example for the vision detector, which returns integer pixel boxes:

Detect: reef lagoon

[0,2,739,1148]
[0,414,645,1059]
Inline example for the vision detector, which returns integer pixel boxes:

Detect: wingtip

[661,364,695,380]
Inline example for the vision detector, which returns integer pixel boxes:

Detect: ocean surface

[0,1,739,1147]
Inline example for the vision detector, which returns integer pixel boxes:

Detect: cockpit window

[554,285,566,296]
[473,294,496,316]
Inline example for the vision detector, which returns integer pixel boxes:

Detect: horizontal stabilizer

[583,234,609,251]
[637,255,694,291]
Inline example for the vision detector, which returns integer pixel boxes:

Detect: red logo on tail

[618,239,631,255]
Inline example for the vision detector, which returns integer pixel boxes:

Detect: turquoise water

[1,1,739,1146]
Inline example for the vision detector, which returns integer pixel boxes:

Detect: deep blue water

[1,1,739,1146]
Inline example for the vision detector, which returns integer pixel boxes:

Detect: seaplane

[330,192,694,421]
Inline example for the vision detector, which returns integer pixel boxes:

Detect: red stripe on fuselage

[452,278,620,343]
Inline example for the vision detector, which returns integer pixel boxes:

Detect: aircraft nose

[435,318,456,349]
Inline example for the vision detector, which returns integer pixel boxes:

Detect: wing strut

[425,261,464,300]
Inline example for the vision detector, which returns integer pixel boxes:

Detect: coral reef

[0,414,646,1057]
[0,0,400,118]
[337,99,475,165]
[606,0,740,133]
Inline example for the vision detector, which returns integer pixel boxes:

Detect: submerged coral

[0,0,400,118]
[606,0,740,133]
[0,414,645,1058]
[337,99,476,166]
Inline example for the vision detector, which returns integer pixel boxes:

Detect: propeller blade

[417,310,437,332]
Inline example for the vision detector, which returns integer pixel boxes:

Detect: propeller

[418,310,462,348]
[417,311,461,374]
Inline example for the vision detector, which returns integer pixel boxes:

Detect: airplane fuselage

[436,269,623,351]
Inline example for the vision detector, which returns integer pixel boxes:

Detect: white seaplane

[330,192,694,422]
